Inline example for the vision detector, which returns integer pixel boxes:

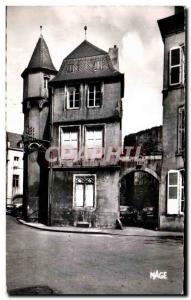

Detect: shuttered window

[85,127,103,159]
[60,128,79,160]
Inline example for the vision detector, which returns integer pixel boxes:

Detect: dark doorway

[120,171,159,229]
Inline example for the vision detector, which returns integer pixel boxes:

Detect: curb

[16,218,184,238]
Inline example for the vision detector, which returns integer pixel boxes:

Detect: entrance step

[76,221,90,228]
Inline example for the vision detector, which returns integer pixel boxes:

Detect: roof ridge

[65,39,107,60]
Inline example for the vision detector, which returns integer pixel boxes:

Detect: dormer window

[67,64,75,73]
[94,59,102,70]
[66,85,80,109]
[87,83,103,108]
[169,46,185,86]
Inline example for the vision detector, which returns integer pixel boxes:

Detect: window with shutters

[177,106,185,153]
[73,175,96,208]
[169,46,185,86]
[167,170,185,215]
[87,82,103,108]
[85,127,104,159]
[60,127,79,160]
[66,85,80,109]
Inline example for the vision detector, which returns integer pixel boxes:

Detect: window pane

[89,85,94,93]
[85,184,94,207]
[169,187,178,199]
[89,99,94,106]
[171,49,180,66]
[171,66,180,84]
[95,98,101,106]
[76,184,84,207]
[169,172,178,185]
[95,83,101,91]
[74,100,80,108]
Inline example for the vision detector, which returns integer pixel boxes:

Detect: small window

[94,60,102,70]
[87,83,102,108]
[13,175,19,188]
[44,76,50,89]
[74,175,96,208]
[66,86,80,109]
[169,46,185,86]
[60,127,79,160]
[67,64,75,73]
[14,156,19,161]
[178,106,185,153]
[85,127,103,159]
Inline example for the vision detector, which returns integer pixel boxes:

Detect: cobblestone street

[6,216,184,295]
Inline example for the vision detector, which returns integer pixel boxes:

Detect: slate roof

[65,40,108,59]
[7,132,23,149]
[50,40,123,84]
[21,35,57,77]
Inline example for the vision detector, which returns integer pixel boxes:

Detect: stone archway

[119,168,160,229]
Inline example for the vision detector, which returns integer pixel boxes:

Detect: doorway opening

[120,170,159,229]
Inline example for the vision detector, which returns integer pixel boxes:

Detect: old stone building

[22,33,124,227]
[158,7,185,231]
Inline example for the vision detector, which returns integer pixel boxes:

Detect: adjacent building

[158,7,185,230]
[6,132,23,205]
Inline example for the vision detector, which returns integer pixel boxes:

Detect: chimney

[108,45,119,71]
[174,6,184,15]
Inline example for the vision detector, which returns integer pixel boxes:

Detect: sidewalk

[17,218,183,238]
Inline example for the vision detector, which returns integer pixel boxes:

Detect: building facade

[158,7,185,231]
[22,34,124,228]
[6,132,23,205]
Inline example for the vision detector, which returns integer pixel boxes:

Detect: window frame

[67,63,75,73]
[66,85,81,110]
[12,174,19,188]
[73,174,97,209]
[84,125,105,160]
[59,125,80,161]
[169,46,185,87]
[94,59,103,70]
[87,82,103,108]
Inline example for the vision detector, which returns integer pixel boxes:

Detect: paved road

[6,216,184,295]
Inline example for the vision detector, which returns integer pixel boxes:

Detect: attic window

[67,64,75,73]
[94,60,102,70]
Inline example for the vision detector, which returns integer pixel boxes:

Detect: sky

[6,5,174,138]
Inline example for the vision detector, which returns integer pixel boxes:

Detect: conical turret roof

[22,35,57,77]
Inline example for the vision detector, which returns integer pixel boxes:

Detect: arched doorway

[120,170,159,229]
